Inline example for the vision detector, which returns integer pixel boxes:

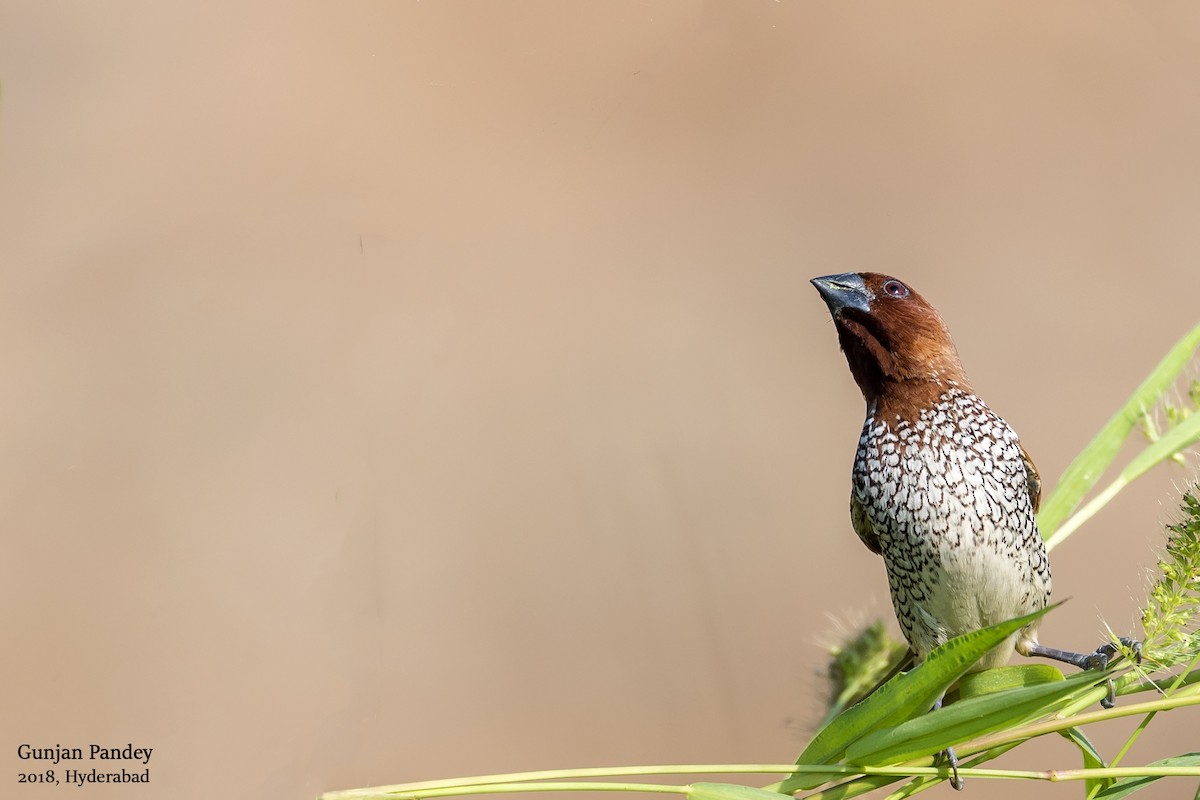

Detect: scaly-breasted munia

[811,273,1134,785]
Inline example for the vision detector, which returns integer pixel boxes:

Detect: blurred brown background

[2,2,1198,799]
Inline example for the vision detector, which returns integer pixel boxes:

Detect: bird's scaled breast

[853,389,1033,553]
[851,389,1049,660]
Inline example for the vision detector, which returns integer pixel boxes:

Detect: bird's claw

[1025,636,1143,709]
[937,747,964,791]
[1085,637,1143,671]
[1087,638,1142,708]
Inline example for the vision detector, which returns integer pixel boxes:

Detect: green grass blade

[844,669,1105,766]
[955,664,1064,698]
[1093,753,1200,799]
[1059,727,1109,799]
[1038,323,1200,541]
[1046,411,1200,550]
[689,784,790,800]
[777,605,1055,794]
[802,775,904,799]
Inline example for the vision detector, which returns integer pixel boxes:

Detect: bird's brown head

[811,272,970,414]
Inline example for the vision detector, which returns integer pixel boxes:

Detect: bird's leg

[931,698,964,791]
[1021,637,1143,708]
[938,747,964,792]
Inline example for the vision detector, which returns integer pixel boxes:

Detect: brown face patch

[826,273,971,421]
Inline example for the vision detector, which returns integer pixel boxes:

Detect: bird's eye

[883,280,909,298]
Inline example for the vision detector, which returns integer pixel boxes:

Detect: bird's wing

[1020,443,1042,513]
[850,491,882,554]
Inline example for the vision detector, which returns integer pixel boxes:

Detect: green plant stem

[797,775,899,800]
[960,688,1200,758]
[1109,651,1200,772]
[391,782,686,798]
[1037,322,1200,541]
[324,739,1200,800]
[325,690,1200,800]
[1107,712,1155,772]
[1046,411,1200,551]
[328,765,1200,800]
[1035,766,1200,781]
[792,766,1200,785]
[879,743,1024,799]
[1118,665,1200,694]
[322,768,807,799]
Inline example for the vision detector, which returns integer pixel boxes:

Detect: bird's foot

[930,698,964,790]
[935,746,963,791]
[1089,638,1142,708]
[1023,637,1143,708]
[1086,637,1143,670]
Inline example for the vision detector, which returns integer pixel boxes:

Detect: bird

[811,272,1136,787]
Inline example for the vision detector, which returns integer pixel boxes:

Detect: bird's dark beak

[811,273,872,315]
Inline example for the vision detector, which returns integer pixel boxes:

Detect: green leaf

[844,668,1105,766]
[1039,323,1200,542]
[805,775,902,799]
[956,664,1064,699]
[688,784,786,800]
[1094,753,1200,799]
[777,605,1056,794]
[1058,726,1110,797]
[1045,410,1200,551]
[1112,411,1200,496]
[1059,726,1107,768]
